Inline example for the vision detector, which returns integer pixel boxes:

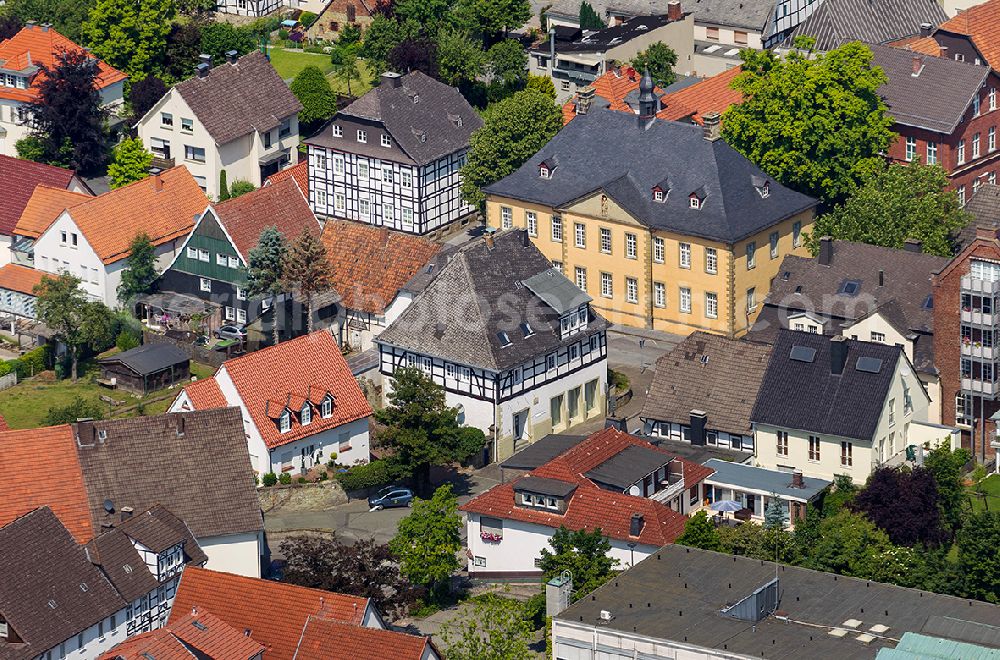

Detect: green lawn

[268,48,333,80]
[969,473,1000,513]
[326,59,374,98]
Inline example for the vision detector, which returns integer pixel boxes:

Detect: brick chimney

[702,112,721,141]
[576,85,596,115]
[790,471,805,488]
[153,175,164,192]
[630,512,645,537]
[667,0,683,21]
[818,236,833,265]
[920,22,932,37]
[904,238,923,253]
[830,335,849,375]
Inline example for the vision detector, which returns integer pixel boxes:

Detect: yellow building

[482,92,818,337]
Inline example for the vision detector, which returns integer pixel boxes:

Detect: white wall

[197,530,264,578]
[40,607,129,660]
[553,619,738,660]
[32,212,105,301]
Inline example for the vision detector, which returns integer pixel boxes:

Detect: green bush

[609,368,630,393]
[334,459,398,492]
[524,592,546,630]
[45,396,104,425]
[318,471,328,481]
[300,11,318,27]
[278,28,289,40]
[116,330,140,352]
[262,472,278,487]
[0,346,49,380]
[279,472,293,485]
[297,476,308,484]
[228,180,256,198]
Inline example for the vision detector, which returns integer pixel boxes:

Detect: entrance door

[513,410,527,441]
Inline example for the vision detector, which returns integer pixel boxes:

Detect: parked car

[214,325,247,341]
[368,486,414,510]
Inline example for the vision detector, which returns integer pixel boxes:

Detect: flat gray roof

[704,459,830,501]
[584,445,671,491]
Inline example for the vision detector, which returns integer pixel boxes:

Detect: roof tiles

[937,0,1000,67]
[293,617,432,660]
[0,155,80,235]
[0,263,47,296]
[212,175,319,261]
[12,184,91,239]
[266,160,309,195]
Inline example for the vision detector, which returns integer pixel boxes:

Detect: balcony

[962,342,999,360]
[962,377,998,397]
[650,473,685,504]
[962,274,1000,295]
[961,309,999,326]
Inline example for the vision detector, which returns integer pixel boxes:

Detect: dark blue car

[368,486,414,510]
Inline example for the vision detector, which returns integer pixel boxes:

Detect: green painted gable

[173,209,248,285]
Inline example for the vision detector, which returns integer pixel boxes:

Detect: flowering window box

[480,531,503,543]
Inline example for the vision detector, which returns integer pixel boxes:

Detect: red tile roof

[266,160,308,195]
[0,155,80,235]
[462,428,712,547]
[171,566,370,660]
[98,628,193,660]
[180,376,228,410]
[101,609,266,660]
[12,184,92,239]
[0,25,127,103]
[293,616,433,660]
[321,220,442,315]
[937,0,1000,67]
[0,415,8,431]
[890,35,943,57]
[0,263,46,296]
[0,425,95,543]
[213,175,319,262]
[183,330,372,450]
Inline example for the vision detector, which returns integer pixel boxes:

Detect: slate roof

[12,184,91,239]
[786,0,947,52]
[377,230,608,372]
[935,0,1000,67]
[869,43,988,133]
[181,330,372,450]
[640,332,772,435]
[484,111,817,244]
[703,459,831,501]
[97,342,189,376]
[500,434,588,471]
[546,14,685,53]
[556,544,1000,659]
[0,508,125,660]
[173,51,302,146]
[211,175,320,262]
[101,609,265,660]
[74,409,263,539]
[321,220,442,314]
[0,425,94,543]
[0,155,80,236]
[955,183,1000,252]
[585,444,675,490]
[293,617,435,660]
[750,330,904,441]
[0,263,46,296]
[308,71,481,166]
[462,428,712,547]
[171,566,371,660]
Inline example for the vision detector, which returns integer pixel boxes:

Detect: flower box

[480,531,503,543]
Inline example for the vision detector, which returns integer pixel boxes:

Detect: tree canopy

[291,65,338,130]
[117,233,159,304]
[538,526,618,600]
[630,42,677,89]
[924,444,972,538]
[247,226,288,345]
[579,1,603,29]
[5,0,93,41]
[440,589,534,659]
[128,75,167,122]
[722,41,895,205]
[956,510,1000,603]
[282,227,332,333]
[676,510,722,551]
[108,138,153,190]
[82,0,176,80]
[34,274,113,381]
[389,484,463,600]
[853,466,946,547]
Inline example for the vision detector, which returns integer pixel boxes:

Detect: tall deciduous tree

[956,510,1000,603]
[83,0,175,80]
[360,15,416,75]
[330,41,364,98]
[292,65,338,129]
[198,21,257,63]
[675,510,722,551]
[440,588,534,659]
[108,138,153,189]
[26,48,108,174]
[853,466,946,547]
[436,29,486,88]
[451,0,531,46]
[282,227,332,333]
[722,41,895,205]
[0,14,23,41]
[461,88,562,206]
[117,233,159,304]
[630,42,677,88]
[128,75,167,122]
[801,510,899,580]
[34,274,113,381]
[486,38,527,99]
[924,444,972,538]
[6,0,93,41]
[389,37,438,77]
[389,484,462,601]
[246,226,288,346]
[538,526,618,600]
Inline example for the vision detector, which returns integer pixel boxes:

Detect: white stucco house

[171,329,373,477]
[376,229,609,462]
[136,50,302,201]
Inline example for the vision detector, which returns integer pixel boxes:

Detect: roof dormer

[689,186,706,209]
[279,409,291,433]
[652,178,669,202]
[300,402,312,426]
[752,175,770,199]
[321,392,335,418]
[539,157,558,179]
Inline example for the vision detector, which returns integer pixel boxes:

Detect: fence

[142,331,229,368]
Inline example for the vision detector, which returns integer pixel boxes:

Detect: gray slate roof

[309,71,481,166]
[74,409,263,540]
[703,459,830,500]
[174,51,303,146]
[97,342,189,376]
[750,330,904,441]
[556,544,1000,659]
[545,15,680,53]
[522,267,592,315]
[500,434,588,471]
[0,508,124,660]
[640,332,772,435]
[786,0,947,51]
[514,475,578,497]
[484,110,817,243]
[870,43,988,133]
[547,0,773,31]
[955,183,1000,252]
[377,230,607,372]
[585,444,672,490]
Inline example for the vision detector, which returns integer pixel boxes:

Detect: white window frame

[575,266,587,291]
[199,278,211,292]
[357,129,367,143]
[551,216,562,242]
[501,206,512,229]
[381,133,391,147]
[626,277,638,303]
[626,232,637,259]
[705,247,717,274]
[332,124,343,137]
[654,281,665,307]
[653,237,664,263]
[574,223,586,248]
[679,242,691,269]
[600,272,613,298]
[905,136,916,161]
[526,211,537,236]
[680,287,691,313]
[705,292,718,319]
[600,227,612,254]
[746,242,756,269]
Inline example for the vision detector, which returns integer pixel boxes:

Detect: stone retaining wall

[258,481,348,513]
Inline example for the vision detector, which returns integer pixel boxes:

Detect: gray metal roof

[785,0,948,51]
[514,475,578,497]
[98,342,189,376]
[484,110,817,244]
[584,444,672,490]
[500,433,588,471]
[876,632,1000,659]
[703,459,830,501]
[547,0,774,31]
[521,268,592,315]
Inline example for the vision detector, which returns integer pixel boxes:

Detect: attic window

[0,617,7,639]
[448,113,463,127]
[653,189,665,202]
[923,294,934,309]
[279,411,291,433]
[758,182,770,198]
[539,165,551,179]
[497,331,512,347]
[521,322,534,338]
[321,395,333,418]
[689,195,702,209]
[838,279,861,296]
[301,403,312,426]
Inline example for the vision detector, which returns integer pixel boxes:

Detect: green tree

[722,42,895,205]
[82,0,175,80]
[374,367,486,490]
[15,136,47,163]
[228,180,256,198]
[436,29,486,88]
[108,138,152,189]
[199,22,257,63]
[486,38,527,98]
[34,274,113,381]
[579,0,603,29]
[526,74,556,99]
[451,0,531,45]
[801,510,898,579]
[219,169,230,201]
[956,511,1000,603]
[389,484,462,601]
[393,0,451,34]
[440,588,533,660]
[807,160,968,257]
[44,395,104,425]
[630,42,677,88]
[763,496,786,530]
[360,15,408,75]
[292,65,338,131]
[718,521,799,563]
[117,233,159,305]
[461,88,562,206]
[282,227,331,333]
[538,526,618,600]
[6,0,93,41]
[331,40,364,98]
[924,444,972,538]
[246,226,289,346]
[675,510,722,551]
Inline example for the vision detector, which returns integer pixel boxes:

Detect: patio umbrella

[710,500,744,512]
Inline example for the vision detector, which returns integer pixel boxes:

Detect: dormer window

[689,195,702,209]
[654,189,665,202]
[332,124,343,137]
[520,322,534,338]
[301,404,312,426]
[279,411,291,433]
[539,157,558,179]
[539,165,551,179]
[497,331,512,347]
[0,616,8,639]
[321,395,333,418]
[759,182,769,198]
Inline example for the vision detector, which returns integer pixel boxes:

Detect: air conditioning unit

[599,610,613,621]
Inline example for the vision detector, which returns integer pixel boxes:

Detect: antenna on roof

[103,499,114,515]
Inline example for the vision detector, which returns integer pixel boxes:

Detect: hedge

[334,459,398,492]
[0,346,48,380]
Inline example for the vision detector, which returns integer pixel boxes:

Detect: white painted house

[137,51,302,201]
[171,330,373,477]
[377,230,609,462]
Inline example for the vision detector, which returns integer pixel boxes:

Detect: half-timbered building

[377,229,609,461]
[306,71,482,235]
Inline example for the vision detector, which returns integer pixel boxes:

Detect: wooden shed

[98,343,191,395]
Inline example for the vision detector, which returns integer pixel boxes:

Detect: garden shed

[98,343,191,395]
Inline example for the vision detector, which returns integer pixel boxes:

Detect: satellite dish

[103,499,114,514]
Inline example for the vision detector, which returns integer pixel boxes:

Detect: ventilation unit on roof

[789,345,816,363]
[721,578,780,623]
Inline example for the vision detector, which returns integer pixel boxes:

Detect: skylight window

[520,322,534,338]
[497,331,512,347]
[789,345,817,363]
[838,279,861,296]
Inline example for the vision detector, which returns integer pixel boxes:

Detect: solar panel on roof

[856,356,884,373]
[789,345,816,363]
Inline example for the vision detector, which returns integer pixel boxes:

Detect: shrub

[318,471,328,481]
[0,346,50,380]
[297,476,308,484]
[279,472,293,485]
[335,459,398,492]
[262,472,278,487]
[524,591,546,630]
[116,330,140,352]
[608,368,630,393]
[45,396,104,425]
[300,11,318,27]
[278,28,289,40]
[228,180,256,198]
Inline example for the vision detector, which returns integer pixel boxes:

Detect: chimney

[199,54,212,68]
[549,28,556,69]
[637,70,657,124]
[818,236,833,265]
[903,238,922,253]
[976,224,1000,240]
[120,506,134,522]
[702,112,721,141]
[226,49,239,64]
[790,471,805,488]
[484,234,495,250]
[689,410,707,446]
[911,55,923,77]
[830,335,849,375]
[667,0,683,20]
[920,22,932,37]
[41,23,50,32]
[153,175,164,192]
[176,414,185,437]
[878,269,884,287]
[25,20,36,29]
[192,606,198,616]
[630,512,645,537]
[940,45,949,58]
[577,85,596,115]
[381,71,403,88]
[196,62,209,78]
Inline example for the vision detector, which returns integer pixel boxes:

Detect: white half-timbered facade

[306,71,482,235]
